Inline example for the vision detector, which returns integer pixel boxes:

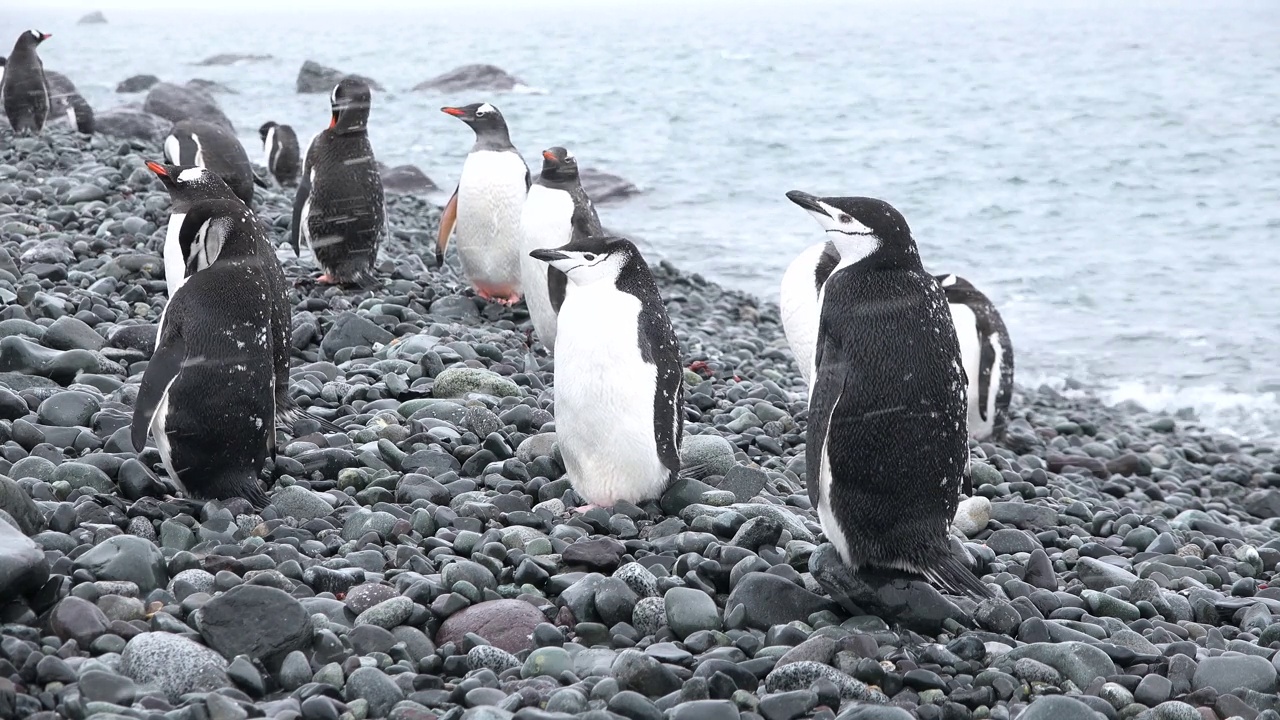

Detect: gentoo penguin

[936,274,1015,441]
[529,235,683,509]
[163,119,256,205]
[787,190,989,599]
[2,31,51,135]
[133,160,279,507]
[780,239,840,386]
[290,78,385,286]
[259,121,300,186]
[152,161,338,436]
[438,102,529,305]
[520,147,602,351]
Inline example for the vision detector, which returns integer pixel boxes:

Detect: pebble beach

[2,122,1280,720]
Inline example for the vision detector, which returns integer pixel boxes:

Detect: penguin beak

[529,249,568,263]
[145,161,168,178]
[785,190,828,217]
[542,150,558,163]
[329,111,339,129]
[441,107,468,119]
[39,33,52,42]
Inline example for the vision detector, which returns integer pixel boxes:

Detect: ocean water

[8,0,1280,440]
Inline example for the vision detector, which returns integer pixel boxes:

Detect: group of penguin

[4,28,1020,598]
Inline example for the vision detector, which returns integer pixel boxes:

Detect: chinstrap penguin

[529,235,684,510]
[2,31,51,135]
[438,102,529,305]
[133,161,281,507]
[780,232,840,387]
[788,190,990,599]
[520,146,602,351]
[937,273,1015,441]
[259,120,301,186]
[290,78,385,286]
[163,119,256,206]
[152,161,340,437]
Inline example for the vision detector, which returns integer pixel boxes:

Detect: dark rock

[49,596,110,645]
[94,107,173,142]
[321,312,394,359]
[116,75,160,93]
[72,535,168,592]
[379,163,440,195]
[78,11,108,24]
[44,316,105,351]
[143,82,234,131]
[726,571,836,629]
[194,53,273,66]
[611,648,681,697]
[436,599,545,653]
[1015,696,1100,720]
[296,60,384,94]
[411,64,524,92]
[580,168,642,204]
[198,585,312,664]
[0,519,49,600]
[0,476,45,535]
[562,537,626,572]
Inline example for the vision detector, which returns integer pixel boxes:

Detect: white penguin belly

[949,303,989,440]
[816,394,854,566]
[163,212,188,299]
[554,287,668,506]
[985,331,1004,432]
[262,127,276,171]
[150,380,186,494]
[456,151,528,293]
[520,185,574,348]
[781,243,828,387]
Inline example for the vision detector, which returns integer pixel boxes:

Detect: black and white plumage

[2,31,51,135]
[520,147,602,351]
[152,162,336,439]
[780,239,840,386]
[163,119,256,205]
[290,78,385,286]
[259,121,300,186]
[438,102,530,305]
[528,236,683,509]
[133,161,280,507]
[788,190,990,599]
[936,273,1015,442]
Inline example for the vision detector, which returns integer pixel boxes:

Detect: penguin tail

[278,405,347,434]
[240,481,272,510]
[924,554,993,600]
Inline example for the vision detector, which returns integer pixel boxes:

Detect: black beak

[529,249,568,262]
[786,190,827,216]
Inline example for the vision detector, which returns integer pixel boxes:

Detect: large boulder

[378,163,440,196]
[412,64,523,92]
[194,53,273,66]
[116,74,160,93]
[186,78,236,95]
[296,60,384,94]
[580,168,641,203]
[95,107,172,142]
[143,82,234,131]
[77,11,108,24]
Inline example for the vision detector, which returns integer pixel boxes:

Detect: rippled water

[9,0,1280,439]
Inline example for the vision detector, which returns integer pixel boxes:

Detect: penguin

[936,274,1015,442]
[437,102,529,305]
[163,119,256,206]
[2,31,51,135]
[259,120,300,186]
[528,235,683,510]
[520,147,602,351]
[133,160,279,507]
[780,239,840,386]
[290,78,385,286]
[787,190,990,599]
[152,161,340,437]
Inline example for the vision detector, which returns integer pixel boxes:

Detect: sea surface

[8,0,1280,440]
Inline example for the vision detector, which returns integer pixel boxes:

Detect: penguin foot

[475,286,522,306]
[316,273,336,284]
[570,504,601,514]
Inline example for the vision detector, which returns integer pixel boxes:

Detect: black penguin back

[167,120,256,205]
[937,274,1015,440]
[269,124,301,186]
[134,255,277,507]
[808,256,985,597]
[299,127,385,284]
[2,34,49,134]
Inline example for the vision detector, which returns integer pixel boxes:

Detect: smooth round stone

[521,646,572,679]
[664,587,720,638]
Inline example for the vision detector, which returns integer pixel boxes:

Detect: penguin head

[146,161,237,208]
[258,121,278,143]
[441,103,510,139]
[786,191,915,266]
[529,235,637,288]
[539,147,580,183]
[21,30,52,47]
[329,78,372,133]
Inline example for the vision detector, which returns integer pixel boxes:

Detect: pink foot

[316,273,336,284]
[475,283,521,306]
[570,504,600,514]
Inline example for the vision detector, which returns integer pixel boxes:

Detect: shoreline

[1,125,1279,720]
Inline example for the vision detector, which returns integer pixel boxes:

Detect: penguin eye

[839,214,853,224]
[583,254,596,261]
[475,110,487,117]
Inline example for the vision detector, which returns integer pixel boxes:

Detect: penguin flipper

[436,186,458,268]
[805,327,837,510]
[252,168,271,189]
[131,328,187,453]
[289,171,311,258]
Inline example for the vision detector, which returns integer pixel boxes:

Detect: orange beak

[40,33,52,41]
[441,107,466,117]
[146,161,167,177]
[329,112,338,129]
[542,150,557,162]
